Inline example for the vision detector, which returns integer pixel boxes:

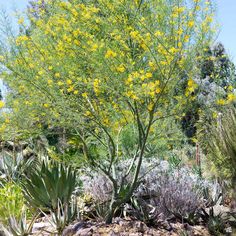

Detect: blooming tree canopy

[0,0,219,222]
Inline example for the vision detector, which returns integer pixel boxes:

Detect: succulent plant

[0,153,36,183]
[43,197,79,234]
[3,212,38,236]
[22,160,77,212]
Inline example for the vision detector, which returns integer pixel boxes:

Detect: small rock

[75,227,94,236]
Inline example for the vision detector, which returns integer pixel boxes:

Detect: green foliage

[22,161,77,211]
[0,182,25,224]
[168,154,183,169]
[4,212,37,236]
[200,204,235,236]
[201,108,236,188]
[181,43,236,140]
[0,153,36,183]
[120,124,139,157]
[207,212,226,236]
[47,198,78,234]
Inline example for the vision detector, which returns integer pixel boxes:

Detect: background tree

[181,42,236,141]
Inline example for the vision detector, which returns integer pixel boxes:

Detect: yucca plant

[22,160,77,212]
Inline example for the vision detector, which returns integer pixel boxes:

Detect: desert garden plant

[0,153,36,183]
[2,212,38,236]
[0,182,25,225]
[201,107,236,196]
[135,165,206,224]
[22,160,77,212]
[44,198,79,234]
[0,0,227,223]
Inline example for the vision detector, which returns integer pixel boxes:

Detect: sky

[216,0,236,64]
[0,0,236,64]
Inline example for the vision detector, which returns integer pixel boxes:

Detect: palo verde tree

[0,0,221,223]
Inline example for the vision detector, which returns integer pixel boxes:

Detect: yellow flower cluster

[0,0,217,137]
[185,79,198,97]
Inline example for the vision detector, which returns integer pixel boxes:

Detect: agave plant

[0,153,36,183]
[44,198,79,234]
[22,160,77,212]
[2,212,38,236]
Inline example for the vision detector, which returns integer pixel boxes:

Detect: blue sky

[0,0,236,64]
[216,0,236,64]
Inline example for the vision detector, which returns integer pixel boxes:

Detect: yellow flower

[154,31,163,37]
[55,73,60,78]
[188,21,194,28]
[0,101,4,108]
[184,35,190,42]
[217,99,226,105]
[38,71,44,75]
[116,65,125,73]
[74,40,80,46]
[227,93,236,102]
[82,92,88,98]
[228,85,233,91]
[47,79,53,85]
[16,35,29,44]
[177,29,183,35]
[155,88,161,94]
[148,103,154,111]
[206,16,213,23]
[103,117,109,125]
[160,61,168,65]
[212,112,218,119]
[91,43,98,51]
[85,111,91,116]
[145,72,152,79]
[93,79,101,95]
[130,31,139,39]
[43,103,49,108]
[196,5,201,11]
[148,61,155,68]
[178,42,182,48]
[5,118,10,124]
[169,47,178,54]
[187,79,194,87]
[105,50,117,58]
[67,86,74,92]
[73,29,81,37]
[18,18,24,25]
[66,79,73,85]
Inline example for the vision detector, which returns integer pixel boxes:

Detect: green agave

[22,161,77,211]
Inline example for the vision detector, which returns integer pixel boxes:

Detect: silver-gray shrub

[135,161,209,220]
[82,159,208,220]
